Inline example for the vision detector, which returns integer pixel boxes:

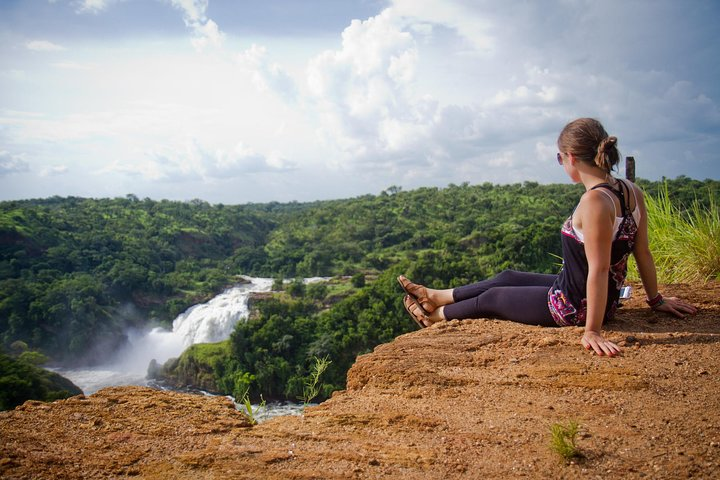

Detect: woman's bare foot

[427,306,446,325]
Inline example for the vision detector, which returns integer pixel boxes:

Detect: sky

[1,0,719,204]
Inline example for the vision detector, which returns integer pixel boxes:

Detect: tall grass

[629,183,720,283]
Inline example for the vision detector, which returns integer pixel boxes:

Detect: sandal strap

[403,295,428,328]
[397,276,435,313]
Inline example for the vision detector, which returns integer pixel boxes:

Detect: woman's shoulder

[617,178,643,196]
[580,187,615,207]
[619,178,646,205]
[577,188,616,221]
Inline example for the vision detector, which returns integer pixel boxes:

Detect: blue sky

[1,0,718,204]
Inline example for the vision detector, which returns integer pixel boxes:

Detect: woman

[399,118,697,356]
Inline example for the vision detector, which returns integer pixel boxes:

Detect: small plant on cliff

[238,389,266,425]
[300,355,332,406]
[549,420,581,461]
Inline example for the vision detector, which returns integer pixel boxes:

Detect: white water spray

[57,276,274,394]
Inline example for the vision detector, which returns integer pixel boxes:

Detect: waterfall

[163,276,274,355]
[56,276,274,394]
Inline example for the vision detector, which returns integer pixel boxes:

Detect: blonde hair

[558,118,619,173]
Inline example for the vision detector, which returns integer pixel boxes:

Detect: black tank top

[547,179,640,326]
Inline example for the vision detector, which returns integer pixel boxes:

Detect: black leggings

[443,270,558,327]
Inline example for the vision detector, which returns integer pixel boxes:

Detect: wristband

[646,293,664,309]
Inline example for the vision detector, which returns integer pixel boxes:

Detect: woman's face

[558,151,581,183]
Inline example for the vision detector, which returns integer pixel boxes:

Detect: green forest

[1,176,718,407]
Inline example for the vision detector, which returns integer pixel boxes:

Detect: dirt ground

[1,282,719,479]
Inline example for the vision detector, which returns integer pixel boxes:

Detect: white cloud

[40,165,69,177]
[190,18,223,50]
[390,0,495,54]
[105,139,291,182]
[26,40,66,52]
[238,44,298,102]
[0,101,223,145]
[75,0,115,14]
[0,151,30,175]
[1,110,135,143]
[208,142,294,176]
[51,62,96,70]
[168,0,206,22]
[535,141,558,165]
[168,0,224,50]
[306,9,434,165]
[0,70,27,81]
[487,151,515,168]
[302,5,564,174]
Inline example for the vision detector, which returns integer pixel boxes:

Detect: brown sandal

[397,275,435,314]
[403,295,428,329]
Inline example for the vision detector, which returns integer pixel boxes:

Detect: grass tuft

[238,390,265,425]
[300,355,332,405]
[549,420,581,461]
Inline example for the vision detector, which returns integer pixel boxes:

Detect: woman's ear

[567,153,577,165]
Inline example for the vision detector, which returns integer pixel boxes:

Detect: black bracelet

[646,293,664,309]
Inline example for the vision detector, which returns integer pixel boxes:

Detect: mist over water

[57,277,274,395]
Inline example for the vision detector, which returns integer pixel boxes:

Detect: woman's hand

[653,296,698,318]
[581,330,621,357]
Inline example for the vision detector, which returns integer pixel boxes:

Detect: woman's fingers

[606,341,621,356]
[657,298,699,318]
[665,297,698,314]
[598,340,620,356]
[667,304,685,319]
[676,302,698,314]
[581,336,599,352]
[581,336,621,357]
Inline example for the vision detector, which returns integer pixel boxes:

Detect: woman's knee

[495,269,520,283]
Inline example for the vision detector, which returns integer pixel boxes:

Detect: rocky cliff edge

[1,283,719,479]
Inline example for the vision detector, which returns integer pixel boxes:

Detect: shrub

[351,273,365,288]
[306,282,328,301]
[286,278,306,297]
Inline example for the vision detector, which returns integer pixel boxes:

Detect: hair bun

[599,136,617,153]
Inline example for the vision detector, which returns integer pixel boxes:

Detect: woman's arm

[577,190,622,356]
[631,184,698,318]
[630,184,659,296]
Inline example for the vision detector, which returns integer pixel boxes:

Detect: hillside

[1,282,718,479]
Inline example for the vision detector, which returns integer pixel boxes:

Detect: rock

[147,359,161,379]
[537,337,559,347]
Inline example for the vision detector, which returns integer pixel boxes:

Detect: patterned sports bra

[547,179,640,327]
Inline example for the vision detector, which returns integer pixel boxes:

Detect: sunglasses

[556,152,563,165]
